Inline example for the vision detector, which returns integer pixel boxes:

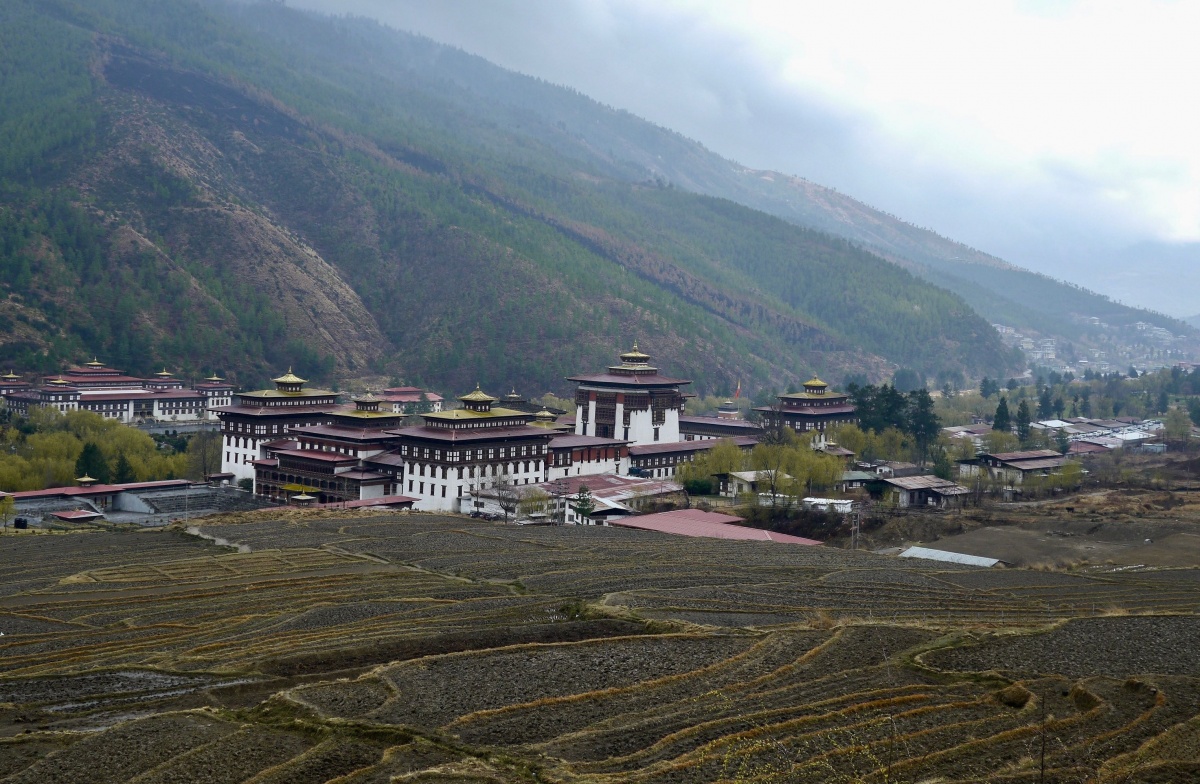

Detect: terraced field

[1,513,1198,782]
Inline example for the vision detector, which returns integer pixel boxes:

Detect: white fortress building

[568,344,690,446]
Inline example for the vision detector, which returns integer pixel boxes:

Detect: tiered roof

[568,344,691,387]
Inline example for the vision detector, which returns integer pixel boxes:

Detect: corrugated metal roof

[882,475,965,491]
[988,449,1061,461]
[899,546,1001,567]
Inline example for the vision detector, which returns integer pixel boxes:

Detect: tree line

[0,408,218,492]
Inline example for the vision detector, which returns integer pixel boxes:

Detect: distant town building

[381,386,443,414]
[2,361,233,424]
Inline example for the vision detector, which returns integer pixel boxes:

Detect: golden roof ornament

[1,370,19,380]
[272,367,307,385]
[459,383,498,404]
[85,358,104,367]
[619,341,651,365]
[205,374,224,382]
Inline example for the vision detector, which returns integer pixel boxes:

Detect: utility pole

[851,499,866,551]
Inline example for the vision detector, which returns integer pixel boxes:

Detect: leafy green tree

[1054,429,1071,455]
[569,484,595,523]
[1037,388,1053,419]
[0,495,15,533]
[983,430,1019,454]
[906,388,940,462]
[979,377,999,399]
[932,449,953,480]
[74,441,110,483]
[1015,400,1033,445]
[828,423,867,457]
[1164,406,1192,448]
[750,444,793,505]
[518,488,550,517]
[113,452,136,484]
[993,397,1011,433]
[891,368,924,393]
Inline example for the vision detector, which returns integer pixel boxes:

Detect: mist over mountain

[259,3,1192,342]
[1,0,1035,395]
[291,0,1200,319]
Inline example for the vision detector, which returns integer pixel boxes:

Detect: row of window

[408,460,540,480]
[399,443,547,460]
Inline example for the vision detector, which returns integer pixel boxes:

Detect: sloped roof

[272,368,307,384]
[899,546,1002,567]
[614,509,820,545]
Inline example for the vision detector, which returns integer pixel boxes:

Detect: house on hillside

[873,475,971,508]
[957,449,1070,485]
[715,470,793,499]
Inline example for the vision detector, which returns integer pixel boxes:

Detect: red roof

[289,424,404,441]
[277,450,358,463]
[769,404,858,416]
[390,425,553,443]
[630,436,757,456]
[613,509,821,545]
[382,388,444,402]
[549,434,629,449]
[567,372,691,387]
[261,439,300,450]
[213,404,338,417]
[60,374,146,384]
[10,479,192,499]
[338,470,391,481]
[50,509,106,521]
[310,495,417,510]
[987,449,1062,461]
[678,416,761,430]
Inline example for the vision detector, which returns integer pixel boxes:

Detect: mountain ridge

[2,0,1019,393]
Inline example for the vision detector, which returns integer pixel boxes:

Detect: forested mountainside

[214,3,1188,343]
[0,0,1020,393]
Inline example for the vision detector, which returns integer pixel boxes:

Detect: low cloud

[287,0,1200,313]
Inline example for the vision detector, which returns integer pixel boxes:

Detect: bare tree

[494,472,520,522]
[186,430,221,480]
[754,398,792,446]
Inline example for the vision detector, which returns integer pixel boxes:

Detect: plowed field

[1,512,1198,782]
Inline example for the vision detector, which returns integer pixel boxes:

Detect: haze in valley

[289,0,1200,318]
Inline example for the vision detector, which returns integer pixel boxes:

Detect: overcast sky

[291,0,1200,316]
